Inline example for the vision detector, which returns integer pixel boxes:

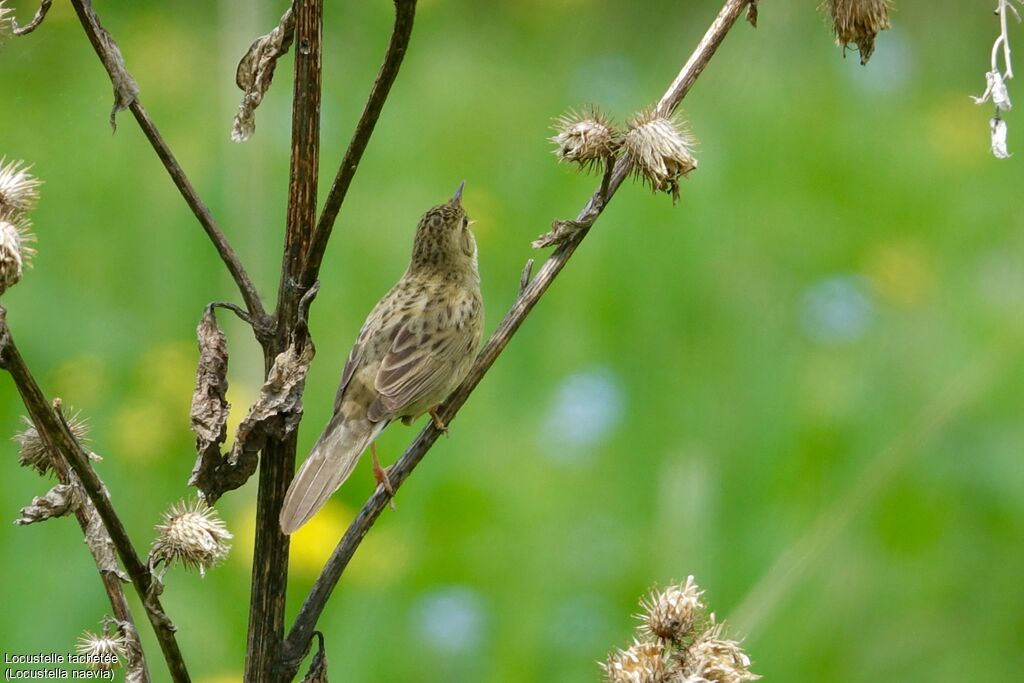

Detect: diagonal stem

[279,0,753,674]
[299,0,418,288]
[67,0,269,330]
[0,308,189,683]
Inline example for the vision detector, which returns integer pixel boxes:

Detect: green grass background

[1,1,1022,681]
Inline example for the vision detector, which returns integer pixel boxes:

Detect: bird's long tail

[279,414,387,534]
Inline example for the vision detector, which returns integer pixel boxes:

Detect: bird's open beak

[452,180,465,204]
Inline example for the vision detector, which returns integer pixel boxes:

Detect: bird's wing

[333,296,400,412]
[368,314,476,421]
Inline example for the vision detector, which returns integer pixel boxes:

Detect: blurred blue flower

[799,275,875,344]
[843,26,913,95]
[543,368,625,461]
[411,586,487,655]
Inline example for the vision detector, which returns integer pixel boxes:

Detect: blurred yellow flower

[290,500,353,577]
[139,341,196,414]
[927,96,989,166]
[51,354,107,404]
[111,399,176,461]
[196,674,241,683]
[865,240,934,309]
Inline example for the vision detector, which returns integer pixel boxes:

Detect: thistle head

[13,412,89,476]
[410,182,478,276]
[76,628,127,672]
[149,499,232,576]
[0,159,42,215]
[638,576,705,643]
[550,106,621,170]
[824,0,891,65]
[0,2,13,41]
[0,158,42,296]
[623,109,697,203]
[602,639,668,683]
[679,625,760,683]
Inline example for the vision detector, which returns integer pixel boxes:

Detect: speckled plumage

[280,187,483,534]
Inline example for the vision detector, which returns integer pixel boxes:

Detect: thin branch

[67,0,269,331]
[245,1,323,681]
[299,0,418,288]
[11,0,53,36]
[14,403,151,683]
[279,0,754,673]
[0,308,191,683]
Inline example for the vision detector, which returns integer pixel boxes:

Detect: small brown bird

[280,183,484,534]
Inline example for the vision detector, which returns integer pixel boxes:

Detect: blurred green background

[2,0,1023,681]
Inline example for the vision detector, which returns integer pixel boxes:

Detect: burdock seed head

[0,215,34,296]
[623,109,697,203]
[602,639,668,683]
[638,576,705,643]
[0,158,41,295]
[0,159,43,216]
[149,499,233,576]
[679,624,760,683]
[76,629,127,672]
[13,413,90,476]
[824,0,891,65]
[0,2,13,41]
[550,106,622,170]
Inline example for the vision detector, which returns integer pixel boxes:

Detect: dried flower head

[0,216,35,295]
[0,2,15,41]
[679,625,760,683]
[824,0,891,65]
[973,70,1013,112]
[0,159,42,216]
[550,107,621,170]
[991,116,1011,159]
[623,109,697,202]
[149,499,232,576]
[639,576,705,642]
[76,629,127,671]
[602,639,668,683]
[13,412,89,476]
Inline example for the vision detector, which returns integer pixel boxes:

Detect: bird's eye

[462,216,469,229]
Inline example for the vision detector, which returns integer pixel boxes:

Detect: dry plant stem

[11,407,151,681]
[245,1,322,681]
[67,0,268,331]
[0,309,188,683]
[299,0,418,288]
[12,0,53,36]
[280,0,754,673]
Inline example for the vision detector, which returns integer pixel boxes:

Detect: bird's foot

[371,443,396,510]
[429,408,449,437]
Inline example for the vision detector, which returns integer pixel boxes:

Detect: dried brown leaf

[532,218,589,249]
[76,0,139,130]
[15,483,79,524]
[230,335,314,463]
[188,306,231,498]
[84,506,130,582]
[113,619,147,683]
[301,633,329,683]
[232,7,296,142]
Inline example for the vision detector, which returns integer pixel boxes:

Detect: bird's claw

[429,408,449,437]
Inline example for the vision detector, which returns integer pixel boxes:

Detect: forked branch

[0,308,190,683]
[67,0,269,330]
[280,0,755,673]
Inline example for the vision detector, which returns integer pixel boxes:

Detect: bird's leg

[371,442,396,509]
[429,408,449,436]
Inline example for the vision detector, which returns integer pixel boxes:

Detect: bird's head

[410,181,478,276]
